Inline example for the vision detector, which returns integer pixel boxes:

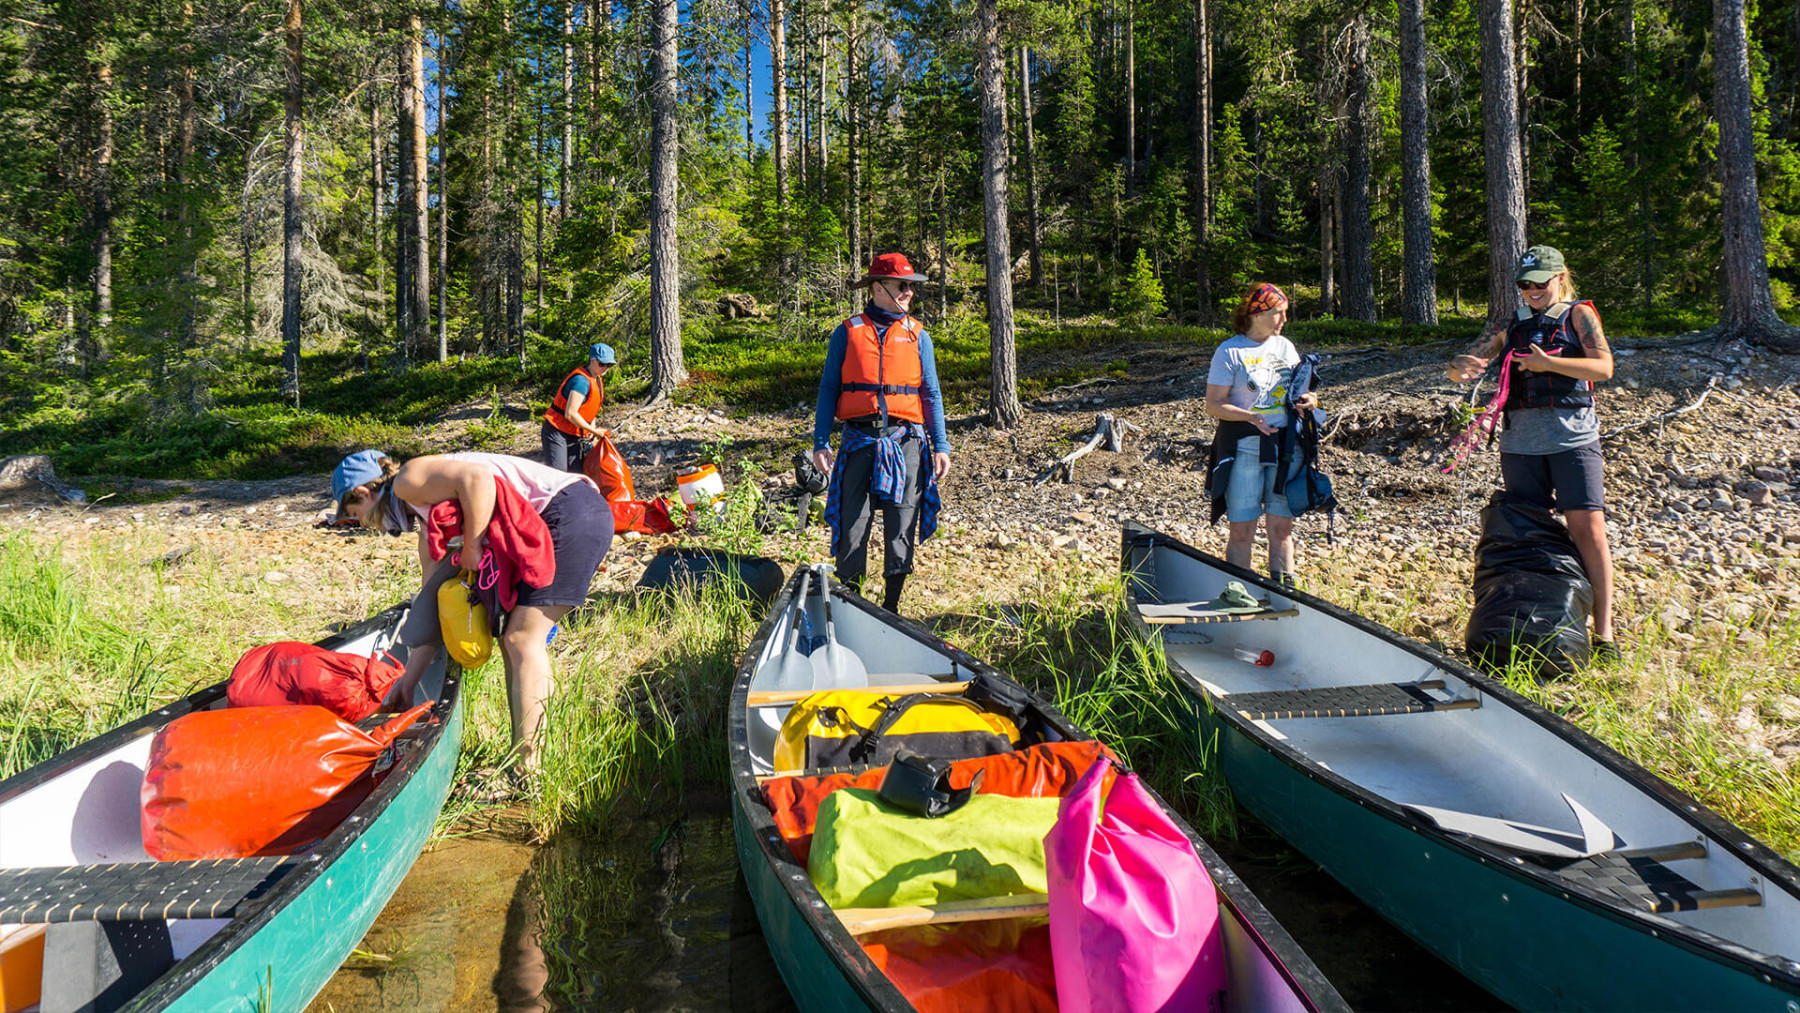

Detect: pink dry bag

[1044,756,1229,1013]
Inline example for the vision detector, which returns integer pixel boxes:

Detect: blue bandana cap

[331,449,390,507]
[589,342,617,365]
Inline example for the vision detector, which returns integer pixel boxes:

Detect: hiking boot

[1590,639,1623,666]
[1270,571,1299,591]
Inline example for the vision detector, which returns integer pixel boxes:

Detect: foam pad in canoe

[635,547,783,607]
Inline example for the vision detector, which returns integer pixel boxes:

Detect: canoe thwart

[1618,840,1707,863]
[0,857,299,924]
[1139,605,1299,625]
[1557,851,1762,914]
[746,680,968,707]
[1226,682,1480,721]
[835,894,1050,935]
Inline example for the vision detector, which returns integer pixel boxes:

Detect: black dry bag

[1463,492,1593,678]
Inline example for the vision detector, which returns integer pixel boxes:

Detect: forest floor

[4,330,1799,855]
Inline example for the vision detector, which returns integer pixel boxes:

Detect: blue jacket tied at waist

[825,422,941,546]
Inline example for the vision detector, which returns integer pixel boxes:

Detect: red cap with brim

[852,252,928,287]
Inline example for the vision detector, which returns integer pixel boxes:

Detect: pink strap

[1440,346,1562,474]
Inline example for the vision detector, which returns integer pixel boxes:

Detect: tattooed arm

[1447,318,1508,382]
[1516,304,1614,381]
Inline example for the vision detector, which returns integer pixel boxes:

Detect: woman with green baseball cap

[1447,246,1619,664]
[542,342,616,473]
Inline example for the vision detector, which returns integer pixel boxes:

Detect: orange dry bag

[225,642,403,722]
[140,703,430,860]
[582,431,636,502]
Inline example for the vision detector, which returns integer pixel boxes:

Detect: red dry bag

[226,642,403,722]
[140,703,430,861]
[610,497,684,535]
[582,431,637,502]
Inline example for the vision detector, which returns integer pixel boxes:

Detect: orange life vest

[544,366,602,436]
[835,314,925,425]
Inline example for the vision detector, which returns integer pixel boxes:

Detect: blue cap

[331,449,390,506]
[589,342,616,365]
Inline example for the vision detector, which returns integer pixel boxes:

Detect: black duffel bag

[636,546,785,611]
[1464,492,1593,679]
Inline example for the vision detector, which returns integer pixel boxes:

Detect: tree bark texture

[772,0,789,265]
[1340,15,1377,322]
[1398,0,1438,324]
[1191,0,1212,323]
[648,0,687,395]
[847,1,861,270]
[92,57,114,357]
[1125,0,1136,198]
[562,0,575,220]
[371,77,385,363]
[1713,0,1800,349]
[977,0,1021,428]
[1020,47,1042,287]
[1479,0,1527,326]
[281,0,304,404]
[402,17,430,363]
[437,22,449,361]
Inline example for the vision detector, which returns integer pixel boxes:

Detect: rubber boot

[883,574,907,613]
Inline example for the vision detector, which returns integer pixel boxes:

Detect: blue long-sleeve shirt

[813,304,951,454]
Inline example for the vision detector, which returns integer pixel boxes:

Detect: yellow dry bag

[773,690,1021,772]
[437,570,492,668]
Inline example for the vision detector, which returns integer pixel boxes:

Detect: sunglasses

[1516,279,1551,291]
[882,281,918,293]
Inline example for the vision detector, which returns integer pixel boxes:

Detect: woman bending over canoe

[330,449,613,771]
[1447,246,1618,664]
[1204,283,1320,586]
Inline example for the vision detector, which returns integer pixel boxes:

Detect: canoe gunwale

[729,569,1350,1013]
[1119,523,1800,995]
[0,602,466,1012]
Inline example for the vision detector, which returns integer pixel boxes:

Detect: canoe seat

[836,894,1049,936]
[0,857,298,924]
[1556,850,1762,914]
[1136,604,1299,625]
[1224,680,1479,721]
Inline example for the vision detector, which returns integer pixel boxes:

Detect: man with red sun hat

[810,253,952,614]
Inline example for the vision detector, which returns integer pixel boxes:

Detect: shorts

[1500,443,1606,513]
[516,480,613,609]
[1224,435,1297,524]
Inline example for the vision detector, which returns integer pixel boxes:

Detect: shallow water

[307,791,795,1013]
[310,796,1501,1013]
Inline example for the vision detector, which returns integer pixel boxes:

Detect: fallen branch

[1033,413,1142,485]
[1605,376,1717,438]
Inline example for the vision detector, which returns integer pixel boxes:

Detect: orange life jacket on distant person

[544,366,603,436]
[835,315,925,425]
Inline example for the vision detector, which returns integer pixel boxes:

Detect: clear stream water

[308,791,1506,1012]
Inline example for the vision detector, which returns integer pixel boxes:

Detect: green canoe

[1122,523,1800,1012]
[0,602,463,1013]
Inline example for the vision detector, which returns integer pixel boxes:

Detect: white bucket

[676,464,726,513]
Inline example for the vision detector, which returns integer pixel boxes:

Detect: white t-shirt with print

[1207,334,1300,429]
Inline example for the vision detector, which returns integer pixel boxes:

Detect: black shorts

[1500,443,1606,513]
[516,480,613,609]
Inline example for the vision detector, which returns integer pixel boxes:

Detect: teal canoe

[0,602,462,1013]
[1121,524,1800,1012]
[730,568,1348,1012]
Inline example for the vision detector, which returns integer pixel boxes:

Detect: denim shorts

[1225,435,1297,524]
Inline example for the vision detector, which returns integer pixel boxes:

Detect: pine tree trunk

[403,16,430,364]
[772,0,789,275]
[281,0,304,405]
[1479,0,1527,326]
[744,32,754,161]
[977,0,1021,428]
[1398,0,1438,324]
[562,0,574,221]
[648,0,687,396]
[371,76,385,366]
[1191,0,1212,323]
[437,21,449,362]
[177,1,198,350]
[817,6,828,190]
[89,57,114,374]
[1713,0,1800,349]
[1125,0,1136,199]
[1019,47,1042,288]
[847,0,860,270]
[1516,0,1531,202]
[1341,15,1376,322]
[797,0,808,192]
[1319,165,1336,316]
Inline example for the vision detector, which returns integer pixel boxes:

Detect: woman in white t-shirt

[330,450,612,773]
[1203,284,1318,585]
